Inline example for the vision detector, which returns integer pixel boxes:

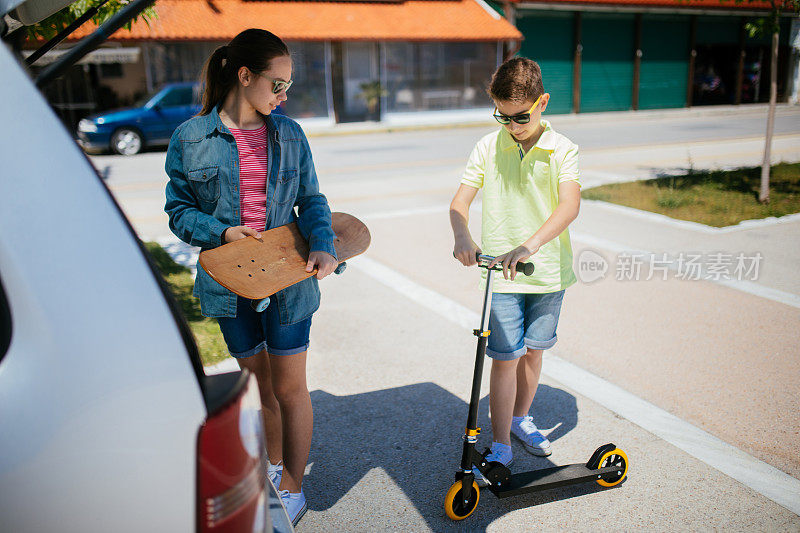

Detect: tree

[733,0,800,203]
[25,0,156,42]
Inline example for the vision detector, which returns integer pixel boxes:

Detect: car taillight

[198,373,268,532]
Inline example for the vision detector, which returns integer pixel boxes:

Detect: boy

[449,57,581,485]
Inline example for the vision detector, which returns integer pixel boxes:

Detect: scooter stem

[463,267,494,445]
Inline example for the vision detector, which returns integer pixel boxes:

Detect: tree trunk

[759,23,779,204]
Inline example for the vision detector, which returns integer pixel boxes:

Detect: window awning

[65,0,522,42]
[23,47,141,65]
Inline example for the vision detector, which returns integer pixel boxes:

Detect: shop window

[383,42,496,113]
[282,41,329,118]
[99,63,124,79]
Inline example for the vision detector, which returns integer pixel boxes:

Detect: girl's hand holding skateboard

[223,226,262,243]
[307,251,338,280]
[489,244,539,280]
[453,237,481,266]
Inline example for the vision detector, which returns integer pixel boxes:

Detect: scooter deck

[488,463,623,498]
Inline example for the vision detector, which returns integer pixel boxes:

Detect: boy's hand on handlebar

[489,245,536,281]
[453,238,481,266]
[224,226,262,243]
[307,251,338,280]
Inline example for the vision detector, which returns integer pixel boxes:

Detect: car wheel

[110,128,143,155]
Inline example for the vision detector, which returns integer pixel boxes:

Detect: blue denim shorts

[486,291,565,361]
[216,296,311,358]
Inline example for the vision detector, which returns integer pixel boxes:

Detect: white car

[0,1,291,531]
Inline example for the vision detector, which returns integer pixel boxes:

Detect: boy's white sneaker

[267,461,282,488]
[511,415,552,456]
[279,489,307,526]
[472,441,513,487]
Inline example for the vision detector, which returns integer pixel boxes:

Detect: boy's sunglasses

[255,71,293,94]
[493,95,543,125]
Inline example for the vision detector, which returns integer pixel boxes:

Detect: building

[494,0,798,113]
[34,0,522,127]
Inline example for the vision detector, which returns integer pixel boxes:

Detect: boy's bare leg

[237,349,283,466]
[270,351,313,494]
[489,358,520,445]
[513,348,544,417]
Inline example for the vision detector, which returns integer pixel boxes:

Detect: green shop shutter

[639,15,690,109]
[517,11,574,114]
[580,13,635,112]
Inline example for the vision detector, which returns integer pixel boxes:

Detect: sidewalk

[140,105,800,528]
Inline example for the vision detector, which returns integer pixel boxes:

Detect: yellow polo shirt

[461,120,581,293]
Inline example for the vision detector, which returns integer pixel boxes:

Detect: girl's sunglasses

[493,95,543,125]
[255,71,293,94]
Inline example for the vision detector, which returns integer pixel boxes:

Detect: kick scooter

[444,253,628,520]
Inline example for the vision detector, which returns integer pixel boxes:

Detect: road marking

[361,204,452,220]
[570,231,800,310]
[358,203,800,309]
[349,254,800,516]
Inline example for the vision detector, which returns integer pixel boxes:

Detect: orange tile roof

[69,0,523,42]
[510,0,775,9]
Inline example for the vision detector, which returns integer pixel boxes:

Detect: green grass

[581,162,800,227]
[144,242,230,367]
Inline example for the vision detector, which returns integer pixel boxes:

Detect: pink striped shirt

[230,124,268,232]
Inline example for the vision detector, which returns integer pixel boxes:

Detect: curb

[299,103,799,138]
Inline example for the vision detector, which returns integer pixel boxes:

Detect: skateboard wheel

[334,262,347,275]
[595,448,628,487]
[250,297,270,313]
[444,479,480,520]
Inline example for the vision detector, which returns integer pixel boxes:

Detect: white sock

[492,441,511,454]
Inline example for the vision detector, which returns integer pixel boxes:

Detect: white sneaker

[472,442,513,487]
[279,489,307,526]
[267,461,282,488]
[511,415,552,456]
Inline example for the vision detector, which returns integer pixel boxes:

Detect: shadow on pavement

[305,382,614,530]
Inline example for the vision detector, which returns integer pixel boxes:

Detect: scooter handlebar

[476,253,535,276]
[453,251,535,276]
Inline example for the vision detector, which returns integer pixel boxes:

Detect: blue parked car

[77,82,201,155]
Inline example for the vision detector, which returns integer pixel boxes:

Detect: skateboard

[198,212,370,301]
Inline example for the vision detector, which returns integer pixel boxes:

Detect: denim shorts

[486,291,565,361]
[216,296,311,358]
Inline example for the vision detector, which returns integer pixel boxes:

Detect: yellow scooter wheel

[596,448,628,487]
[444,479,480,520]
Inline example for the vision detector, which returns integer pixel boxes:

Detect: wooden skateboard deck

[198,212,370,300]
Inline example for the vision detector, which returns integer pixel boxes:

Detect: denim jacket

[164,107,337,322]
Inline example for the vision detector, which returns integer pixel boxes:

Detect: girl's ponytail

[198,29,289,116]
[200,45,233,116]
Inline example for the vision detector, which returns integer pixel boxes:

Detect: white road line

[349,254,800,516]
[360,204,451,221]
[570,231,800,310]
[357,204,800,309]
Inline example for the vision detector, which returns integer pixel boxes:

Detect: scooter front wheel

[595,448,628,487]
[444,479,480,520]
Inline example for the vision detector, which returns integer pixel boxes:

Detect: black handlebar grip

[468,251,535,276]
[517,261,535,276]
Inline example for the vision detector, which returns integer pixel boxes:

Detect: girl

[164,28,337,526]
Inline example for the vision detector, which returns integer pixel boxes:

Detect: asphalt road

[93,105,800,531]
